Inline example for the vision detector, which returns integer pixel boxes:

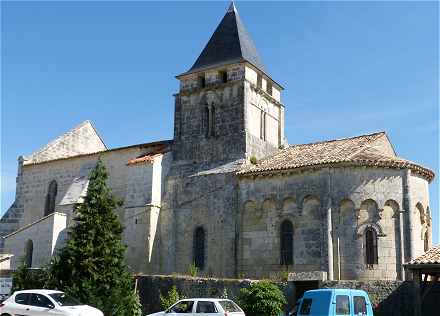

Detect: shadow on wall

[52,228,68,255]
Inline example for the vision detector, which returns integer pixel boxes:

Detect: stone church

[0,3,434,281]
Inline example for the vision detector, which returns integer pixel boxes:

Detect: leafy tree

[159,286,185,310]
[238,281,287,316]
[11,262,48,293]
[49,159,141,316]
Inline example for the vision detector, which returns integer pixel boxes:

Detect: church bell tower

[173,2,285,163]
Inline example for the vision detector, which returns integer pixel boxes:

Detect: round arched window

[280,220,293,265]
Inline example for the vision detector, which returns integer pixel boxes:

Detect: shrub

[159,286,185,310]
[238,281,287,316]
[250,156,258,164]
[11,263,49,293]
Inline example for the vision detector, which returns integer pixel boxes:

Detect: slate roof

[238,132,435,182]
[184,2,265,75]
[59,176,89,205]
[408,246,440,265]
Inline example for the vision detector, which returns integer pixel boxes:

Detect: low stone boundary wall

[137,275,418,316]
[137,275,280,314]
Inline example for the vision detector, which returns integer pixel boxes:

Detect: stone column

[399,210,405,280]
[327,198,334,280]
[403,169,415,261]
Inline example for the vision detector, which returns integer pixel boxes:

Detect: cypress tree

[49,159,141,316]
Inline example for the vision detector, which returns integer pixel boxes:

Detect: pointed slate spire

[185,1,265,74]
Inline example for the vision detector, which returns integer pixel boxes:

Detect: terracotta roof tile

[238,132,434,182]
[23,140,172,167]
[408,246,440,265]
[126,144,169,166]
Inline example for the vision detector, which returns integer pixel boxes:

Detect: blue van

[296,289,373,316]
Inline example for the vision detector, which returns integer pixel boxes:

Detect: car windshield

[168,301,194,313]
[219,300,242,313]
[49,293,82,306]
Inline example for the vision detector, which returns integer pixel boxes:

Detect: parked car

[147,298,245,316]
[0,289,104,316]
[296,289,373,316]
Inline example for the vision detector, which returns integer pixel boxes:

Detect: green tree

[238,281,287,316]
[49,159,141,316]
[11,262,48,293]
[159,286,185,310]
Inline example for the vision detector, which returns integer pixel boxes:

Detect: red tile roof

[238,132,434,182]
[126,144,169,166]
[408,246,440,265]
[23,140,172,167]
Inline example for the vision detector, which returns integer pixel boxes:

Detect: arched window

[205,105,215,138]
[205,106,210,137]
[210,106,215,137]
[25,239,33,267]
[424,231,429,252]
[44,180,58,216]
[280,220,293,265]
[193,227,205,270]
[365,228,378,265]
[260,110,266,140]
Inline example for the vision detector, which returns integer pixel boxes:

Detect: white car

[0,289,104,316]
[147,298,245,316]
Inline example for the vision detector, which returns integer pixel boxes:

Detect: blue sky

[1,1,439,242]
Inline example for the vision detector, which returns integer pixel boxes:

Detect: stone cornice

[238,160,434,183]
[177,78,284,108]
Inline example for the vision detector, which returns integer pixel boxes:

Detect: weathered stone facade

[0,3,434,284]
[237,166,410,280]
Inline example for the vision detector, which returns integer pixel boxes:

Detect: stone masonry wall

[3,212,67,269]
[174,64,248,163]
[0,159,26,252]
[410,173,432,259]
[237,166,407,280]
[157,162,240,278]
[1,143,171,273]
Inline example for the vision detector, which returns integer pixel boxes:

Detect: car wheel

[1,314,12,316]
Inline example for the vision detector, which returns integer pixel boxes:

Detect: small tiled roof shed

[404,246,440,316]
[405,245,440,275]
